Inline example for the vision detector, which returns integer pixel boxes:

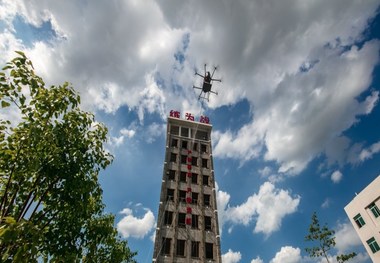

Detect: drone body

[193,64,221,101]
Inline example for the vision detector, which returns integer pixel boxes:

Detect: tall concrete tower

[152,112,221,263]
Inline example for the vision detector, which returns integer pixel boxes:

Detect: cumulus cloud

[334,222,362,254]
[117,207,155,239]
[251,256,264,263]
[357,140,380,163]
[331,170,343,184]
[109,127,136,147]
[218,182,300,236]
[1,0,379,174]
[222,249,242,263]
[215,182,231,235]
[270,246,301,263]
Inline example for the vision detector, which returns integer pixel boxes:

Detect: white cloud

[145,122,165,143]
[222,249,242,263]
[270,246,301,263]
[120,128,136,138]
[334,222,362,254]
[321,198,330,209]
[215,182,231,235]
[251,256,264,263]
[1,0,379,174]
[220,182,300,236]
[109,127,137,147]
[117,207,155,239]
[331,170,343,184]
[358,140,380,163]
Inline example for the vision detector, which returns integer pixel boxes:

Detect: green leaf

[1,100,10,108]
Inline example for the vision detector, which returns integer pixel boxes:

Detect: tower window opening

[181,127,190,137]
[171,138,178,147]
[161,238,171,255]
[164,211,173,225]
[181,140,188,149]
[171,125,179,135]
[201,144,207,153]
[205,216,212,231]
[202,158,208,168]
[192,214,199,229]
[166,189,174,202]
[180,172,187,182]
[205,242,213,259]
[192,193,199,204]
[167,170,175,181]
[178,213,186,228]
[191,173,198,184]
[204,194,211,206]
[179,190,186,202]
[170,153,177,163]
[203,175,209,186]
[191,241,200,258]
[176,239,186,256]
[193,142,198,151]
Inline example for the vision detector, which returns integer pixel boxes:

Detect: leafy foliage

[0,52,136,262]
[305,212,356,263]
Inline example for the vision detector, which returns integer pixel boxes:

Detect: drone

[193,64,221,101]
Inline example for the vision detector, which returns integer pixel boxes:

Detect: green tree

[305,212,356,263]
[0,51,136,262]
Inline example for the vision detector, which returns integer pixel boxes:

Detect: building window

[204,194,210,206]
[192,214,199,229]
[191,157,198,166]
[179,190,186,202]
[201,144,207,153]
[164,211,173,225]
[205,216,212,231]
[171,125,179,135]
[203,175,209,186]
[170,153,177,162]
[180,172,187,182]
[205,242,213,259]
[192,193,199,204]
[181,155,187,164]
[176,239,186,256]
[196,130,209,140]
[367,237,380,254]
[167,170,175,181]
[202,158,208,168]
[171,138,178,148]
[167,189,174,202]
[181,140,188,149]
[191,173,198,184]
[161,238,171,255]
[191,241,200,258]
[193,142,198,151]
[178,213,186,228]
[181,127,190,137]
[369,203,380,218]
[353,213,365,228]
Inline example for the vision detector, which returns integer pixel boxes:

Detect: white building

[344,175,380,262]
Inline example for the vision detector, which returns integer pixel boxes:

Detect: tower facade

[153,113,221,263]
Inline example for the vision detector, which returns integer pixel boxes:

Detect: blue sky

[1,1,380,262]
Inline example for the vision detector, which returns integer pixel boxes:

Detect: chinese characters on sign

[169,110,180,118]
[199,116,210,124]
[185,112,194,121]
[169,110,210,124]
